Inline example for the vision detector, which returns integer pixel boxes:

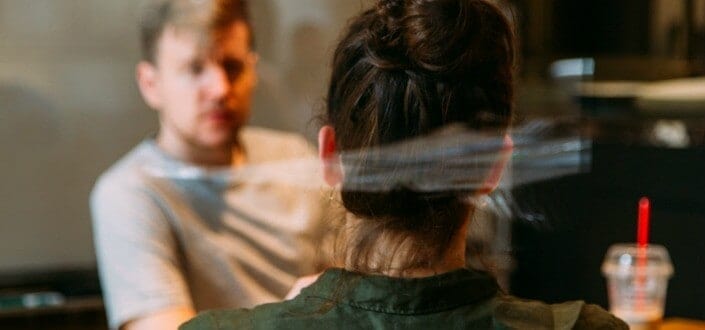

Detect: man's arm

[284,273,322,300]
[122,306,196,330]
[91,175,194,330]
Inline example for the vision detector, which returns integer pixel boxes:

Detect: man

[90,1,328,329]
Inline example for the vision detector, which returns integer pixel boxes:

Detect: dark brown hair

[139,0,252,63]
[326,0,516,272]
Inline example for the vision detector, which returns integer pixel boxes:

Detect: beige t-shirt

[91,127,330,329]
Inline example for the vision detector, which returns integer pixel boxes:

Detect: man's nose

[204,64,231,99]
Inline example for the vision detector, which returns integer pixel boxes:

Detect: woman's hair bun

[402,0,514,77]
[368,0,514,78]
[376,0,405,19]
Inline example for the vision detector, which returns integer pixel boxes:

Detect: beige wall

[0,0,369,272]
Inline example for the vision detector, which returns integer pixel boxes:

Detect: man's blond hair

[139,0,252,63]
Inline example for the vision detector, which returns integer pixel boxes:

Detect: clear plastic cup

[601,244,674,330]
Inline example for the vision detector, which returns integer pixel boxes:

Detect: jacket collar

[302,268,499,315]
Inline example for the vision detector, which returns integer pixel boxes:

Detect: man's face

[141,21,256,153]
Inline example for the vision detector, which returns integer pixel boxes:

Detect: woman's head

[322,0,516,272]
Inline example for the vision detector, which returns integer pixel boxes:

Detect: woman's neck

[343,215,470,278]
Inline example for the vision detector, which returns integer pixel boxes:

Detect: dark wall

[552,0,651,56]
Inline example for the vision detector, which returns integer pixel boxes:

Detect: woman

[182,0,627,328]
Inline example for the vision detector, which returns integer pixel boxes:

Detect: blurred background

[0,0,369,274]
[0,0,704,328]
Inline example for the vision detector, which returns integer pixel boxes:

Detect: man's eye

[189,62,205,75]
[222,60,244,78]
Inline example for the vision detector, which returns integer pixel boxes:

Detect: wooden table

[661,318,705,330]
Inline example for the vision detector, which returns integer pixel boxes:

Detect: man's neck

[156,132,243,167]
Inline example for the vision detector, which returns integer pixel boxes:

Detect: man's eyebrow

[221,55,245,64]
[176,55,199,69]
[178,50,208,66]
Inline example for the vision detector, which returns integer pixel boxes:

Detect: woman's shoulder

[180,309,254,330]
[492,295,628,329]
[179,298,312,330]
[572,302,630,330]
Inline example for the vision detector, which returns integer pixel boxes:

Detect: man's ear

[249,52,259,89]
[478,134,513,194]
[136,61,162,110]
[318,125,343,186]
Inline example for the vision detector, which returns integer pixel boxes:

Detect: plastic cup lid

[601,243,674,278]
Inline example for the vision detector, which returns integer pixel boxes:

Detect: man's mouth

[205,110,235,123]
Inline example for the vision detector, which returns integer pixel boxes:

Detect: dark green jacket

[181,268,627,329]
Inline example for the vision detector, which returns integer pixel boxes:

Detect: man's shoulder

[241,126,315,161]
[241,126,308,144]
[92,140,158,197]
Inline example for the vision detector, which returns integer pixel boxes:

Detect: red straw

[635,197,650,310]
[637,197,650,247]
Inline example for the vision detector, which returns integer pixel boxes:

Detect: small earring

[466,195,489,208]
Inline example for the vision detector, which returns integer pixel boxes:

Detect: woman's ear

[318,125,343,186]
[478,134,513,194]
